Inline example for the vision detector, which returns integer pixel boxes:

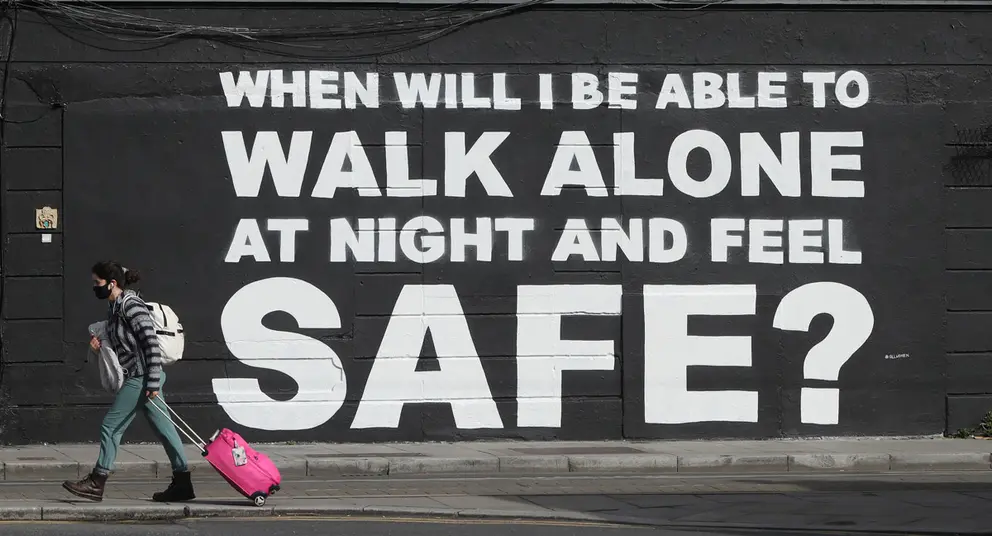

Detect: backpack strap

[154,302,168,329]
[115,293,132,321]
[115,293,152,331]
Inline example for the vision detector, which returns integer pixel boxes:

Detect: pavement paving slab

[51,446,156,479]
[3,437,991,482]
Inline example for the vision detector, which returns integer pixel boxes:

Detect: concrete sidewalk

[2,437,992,481]
[4,471,992,532]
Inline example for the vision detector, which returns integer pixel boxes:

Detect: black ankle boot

[152,470,195,502]
[62,470,108,502]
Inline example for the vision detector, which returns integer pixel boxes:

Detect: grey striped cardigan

[107,289,163,391]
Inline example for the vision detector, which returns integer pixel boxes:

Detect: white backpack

[121,294,185,365]
[146,301,185,365]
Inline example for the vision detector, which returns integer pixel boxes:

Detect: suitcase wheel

[269,484,280,495]
[251,493,267,507]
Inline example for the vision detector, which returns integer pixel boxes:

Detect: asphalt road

[0,518,701,536]
[5,472,992,534]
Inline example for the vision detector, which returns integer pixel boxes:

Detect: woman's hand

[89,336,101,351]
[146,390,159,399]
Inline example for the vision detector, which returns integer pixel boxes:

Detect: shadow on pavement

[732,477,992,493]
[471,480,992,535]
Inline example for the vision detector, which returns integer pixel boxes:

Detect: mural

[209,68,880,432]
[79,65,939,437]
[0,7,956,443]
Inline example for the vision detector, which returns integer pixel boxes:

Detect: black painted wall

[0,4,985,444]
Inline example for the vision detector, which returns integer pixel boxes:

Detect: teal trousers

[94,370,188,476]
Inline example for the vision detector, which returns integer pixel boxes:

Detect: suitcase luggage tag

[232,439,248,467]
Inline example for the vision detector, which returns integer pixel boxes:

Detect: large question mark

[772,282,874,425]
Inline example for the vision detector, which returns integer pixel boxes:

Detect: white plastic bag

[88,321,124,393]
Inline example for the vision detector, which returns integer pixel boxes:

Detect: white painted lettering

[222,131,312,198]
[220,70,269,108]
[643,284,758,424]
[572,72,603,110]
[539,73,554,110]
[444,73,459,109]
[309,70,341,109]
[810,131,864,198]
[613,132,663,196]
[386,131,436,197]
[267,218,308,262]
[803,72,836,108]
[311,131,381,198]
[711,218,858,265]
[394,73,442,108]
[726,73,756,109]
[445,132,513,197]
[828,219,862,264]
[516,284,622,427]
[608,72,638,109]
[542,131,608,196]
[352,285,503,429]
[495,218,535,261]
[649,218,689,263]
[788,219,824,264]
[269,69,307,108]
[668,129,733,198]
[225,219,271,263]
[344,72,379,109]
[551,219,600,262]
[216,277,347,431]
[740,132,801,197]
[378,217,397,262]
[773,282,874,424]
[450,217,493,262]
[601,217,643,262]
[748,219,784,264]
[711,218,745,263]
[400,216,445,263]
[757,71,788,108]
[836,70,869,108]
[461,73,491,109]
[656,73,691,109]
[493,73,522,110]
[693,72,726,109]
[330,218,376,262]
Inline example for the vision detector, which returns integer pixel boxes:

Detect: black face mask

[93,283,112,300]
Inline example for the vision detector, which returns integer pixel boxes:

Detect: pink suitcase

[150,398,282,507]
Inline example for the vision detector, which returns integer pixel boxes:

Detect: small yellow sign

[36,206,58,230]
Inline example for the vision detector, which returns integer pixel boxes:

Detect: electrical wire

[17,1,553,59]
[25,0,556,53]
[19,0,736,59]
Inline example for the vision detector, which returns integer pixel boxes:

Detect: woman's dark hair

[92,261,141,289]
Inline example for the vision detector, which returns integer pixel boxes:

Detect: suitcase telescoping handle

[148,396,209,454]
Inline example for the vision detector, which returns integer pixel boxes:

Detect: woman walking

[62,261,195,503]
